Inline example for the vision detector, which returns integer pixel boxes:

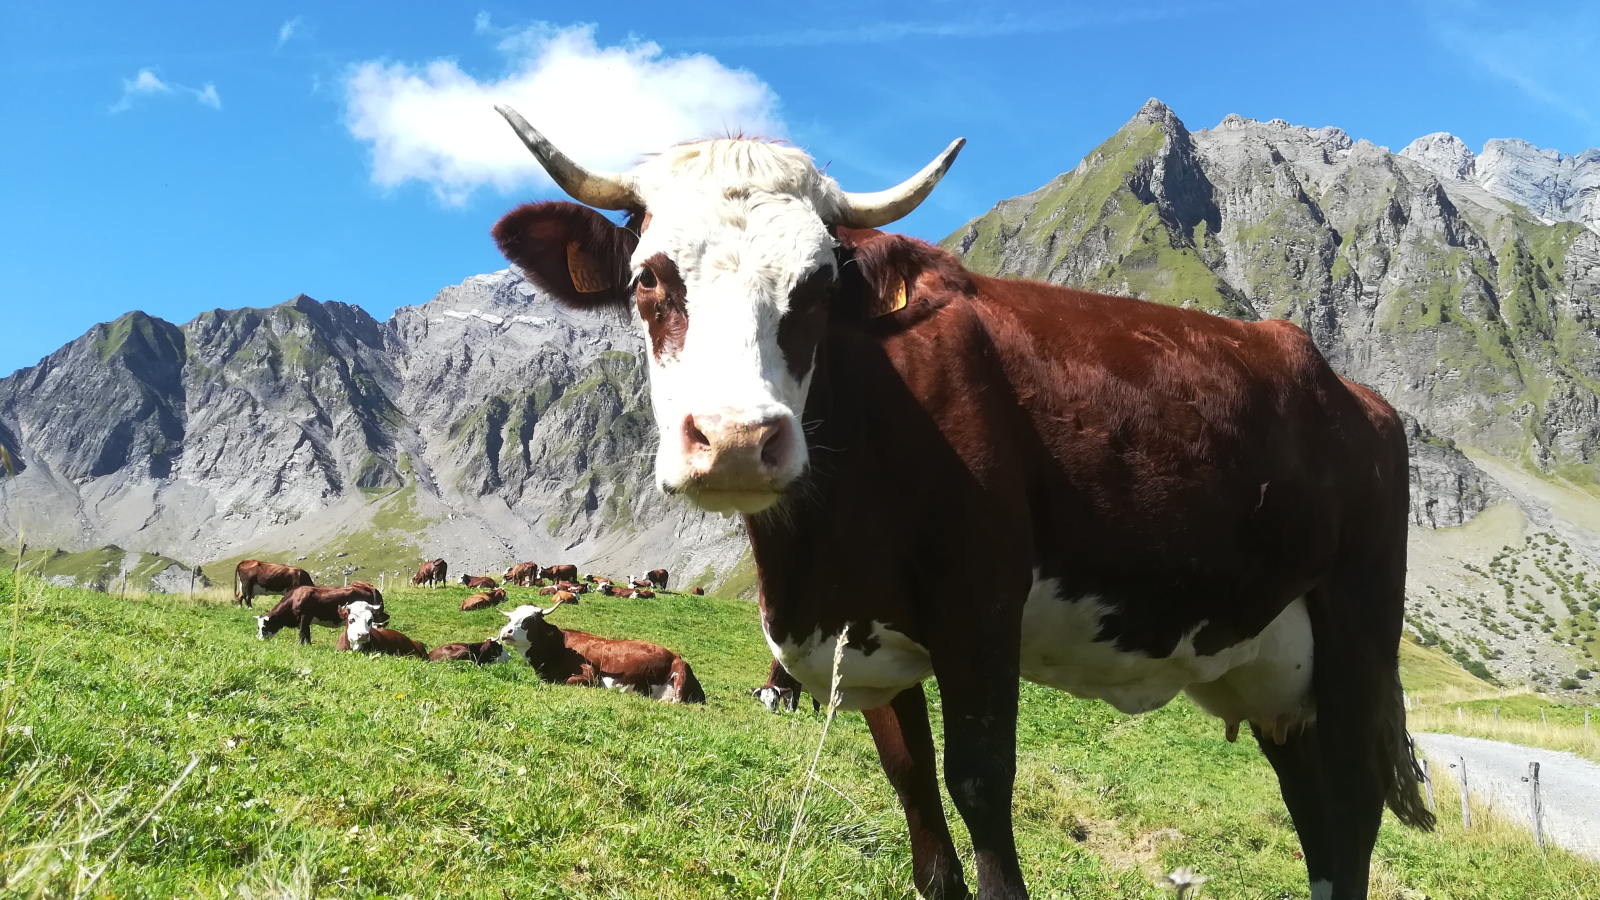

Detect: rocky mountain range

[2,98,1598,688]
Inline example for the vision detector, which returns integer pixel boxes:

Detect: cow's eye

[637,268,659,291]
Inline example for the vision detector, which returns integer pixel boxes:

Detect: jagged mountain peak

[1400,131,1600,231]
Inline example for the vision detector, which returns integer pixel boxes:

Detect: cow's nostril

[759,418,788,469]
[684,415,712,449]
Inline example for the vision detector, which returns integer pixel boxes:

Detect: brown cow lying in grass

[428,638,510,665]
[460,575,499,589]
[337,601,427,659]
[497,603,704,703]
[256,583,387,644]
[461,588,507,611]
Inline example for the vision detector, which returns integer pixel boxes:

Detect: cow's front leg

[298,616,313,645]
[863,684,970,900]
[939,661,1027,898]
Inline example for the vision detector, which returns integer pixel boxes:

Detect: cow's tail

[671,657,706,704]
[1379,664,1435,830]
[233,568,244,606]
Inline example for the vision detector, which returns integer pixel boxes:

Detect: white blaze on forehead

[626,141,847,493]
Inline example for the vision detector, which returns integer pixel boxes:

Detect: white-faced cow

[489,105,1431,900]
[337,601,428,659]
[233,559,313,608]
[497,603,705,703]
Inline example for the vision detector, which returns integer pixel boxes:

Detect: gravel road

[1415,732,1600,861]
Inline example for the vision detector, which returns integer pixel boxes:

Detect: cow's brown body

[337,625,427,659]
[460,575,499,590]
[461,589,507,611]
[233,559,313,608]
[412,559,448,587]
[689,586,705,596]
[539,564,577,583]
[429,638,509,665]
[504,562,540,586]
[646,568,669,590]
[256,583,387,644]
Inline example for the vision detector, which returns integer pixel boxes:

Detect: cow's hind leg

[863,684,970,900]
[1254,723,1336,895]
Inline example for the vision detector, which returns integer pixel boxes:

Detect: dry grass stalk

[771,627,849,900]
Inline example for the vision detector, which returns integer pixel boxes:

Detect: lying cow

[412,559,448,588]
[632,589,656,599]
[257,584,387,644]
[233,559,313,608]
[429,638,510,665]
[460,575,499,590]
[690,587,706,596]
[539,563,577,583]
[503,562,540,586]
[646,568,669,590]
[337,601,428,659]
[461,588,507,611]
[498,603,704,703]
[555,580,588,594]
[753,658,821,713]
[629,578,652,589]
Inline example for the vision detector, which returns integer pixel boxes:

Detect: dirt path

[1415,732,1600,861]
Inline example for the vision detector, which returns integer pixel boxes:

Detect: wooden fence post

[1421,758,1435,811]
[1457,756,1472,828]
[1541,707,1547,726]
[1495,706,1500,723]
[188,566,196,599]
[1526,761,1544,851]
[1458,706,1464,722]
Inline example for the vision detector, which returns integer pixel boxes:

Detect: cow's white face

[753,685,793,713]
[624,153,840,514]
[492,113,962,516]
[255,615,276,641]
[344,601,378,650]
[498,604,549,650]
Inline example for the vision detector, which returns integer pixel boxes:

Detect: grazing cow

[646,568,669,590]
[429,638,510,665]
[337,601,428,659]
[461,588,508,611]
[539,564,578,583]
[233,559,313,609]
[460,575,499,590]
[690,587,706,596]
[490,109,1433,900]
[504,562,540,586]
[256,584,387,644]
[412,559,448,588]
[753,658,821,713]
[498,603,704,703]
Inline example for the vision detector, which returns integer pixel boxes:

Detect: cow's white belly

[766,621,932,711]
[1021,575,1315,732]
[600,675,677,703]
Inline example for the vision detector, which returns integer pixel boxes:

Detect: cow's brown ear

[492,201,639,308]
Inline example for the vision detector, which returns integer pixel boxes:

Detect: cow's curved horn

[834,138,966,228]
[495,105,639,211]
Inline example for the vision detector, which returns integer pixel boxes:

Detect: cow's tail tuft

[672,657,707,704]
[1379,666,1435,830]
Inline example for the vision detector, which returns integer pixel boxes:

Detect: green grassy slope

[0,544,202,592]
[1,572,1594,898]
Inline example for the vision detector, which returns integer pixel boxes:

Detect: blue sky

[3,0,1597,377]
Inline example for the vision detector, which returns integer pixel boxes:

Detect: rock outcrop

[1401,134,1600,233]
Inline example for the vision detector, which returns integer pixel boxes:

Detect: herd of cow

[233,558,792,709]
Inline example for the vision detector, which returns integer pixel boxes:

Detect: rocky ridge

[1401,133,1600,234]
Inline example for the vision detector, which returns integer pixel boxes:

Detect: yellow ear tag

[567,242,612,293]
[878,278,908,316]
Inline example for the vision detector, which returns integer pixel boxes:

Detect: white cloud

[278,16,306,47]
[342,22,783,204]
[111,68,222,113]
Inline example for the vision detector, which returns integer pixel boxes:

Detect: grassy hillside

[1,572,1595,898]
[0,544,202,593]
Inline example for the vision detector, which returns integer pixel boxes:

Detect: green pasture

[1,572,1595,898]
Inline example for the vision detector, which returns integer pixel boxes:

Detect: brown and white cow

[337,601,428,659]
[504,562,540,586]
[429,637,511,665]
[753,657,821,714]
[645,568,669,590]
[461,588,507,611]
[490,108,1433,900]
[497,603,704,703]
[233,559,313,608]
[413,559,448,588]
[256,583,387,644]
[460,575,499,590]
[538,563,578,583]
